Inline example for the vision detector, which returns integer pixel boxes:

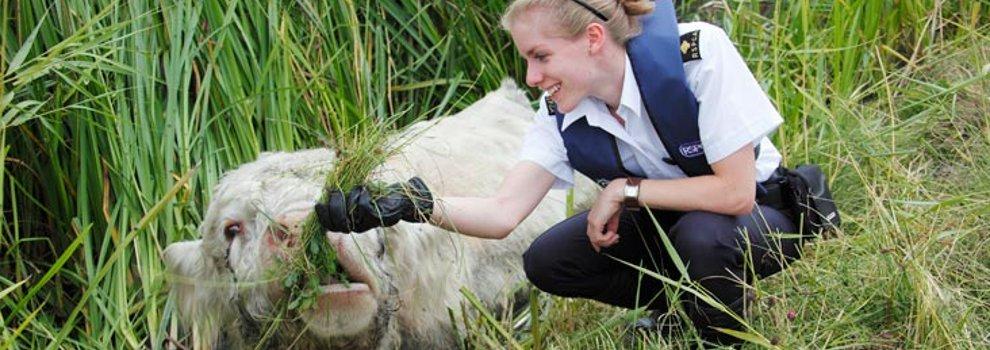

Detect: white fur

[163,80,597,349]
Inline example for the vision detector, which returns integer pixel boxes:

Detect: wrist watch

[623,177,642,211]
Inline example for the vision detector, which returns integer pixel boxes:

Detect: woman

[316,0,802,343]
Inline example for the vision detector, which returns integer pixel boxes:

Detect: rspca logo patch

[678,141,705,158]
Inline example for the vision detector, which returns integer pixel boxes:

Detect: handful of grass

[282,120,400,311]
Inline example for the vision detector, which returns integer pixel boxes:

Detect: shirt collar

[557,53,643,131]
[618,54,643,120]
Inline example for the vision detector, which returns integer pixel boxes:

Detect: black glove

[314,177,433,233]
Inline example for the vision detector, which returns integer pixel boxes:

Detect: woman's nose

[525,63,542,87]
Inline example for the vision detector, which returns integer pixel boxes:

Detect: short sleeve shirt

[518,22,784,189]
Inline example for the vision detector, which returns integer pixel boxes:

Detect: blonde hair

[500,0,654,45]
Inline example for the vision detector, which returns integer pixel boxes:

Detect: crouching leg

[670,205,800,343]
[522,210,681,310]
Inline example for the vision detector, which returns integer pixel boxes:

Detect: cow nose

[265,211,310,251]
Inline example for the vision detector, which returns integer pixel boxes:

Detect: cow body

[163,81,596,349]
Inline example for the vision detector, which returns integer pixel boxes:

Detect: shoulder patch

[679,30,701,62]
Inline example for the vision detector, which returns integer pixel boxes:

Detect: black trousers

[523,205,800,339]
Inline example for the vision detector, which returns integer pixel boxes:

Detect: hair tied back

[619,0,655,17]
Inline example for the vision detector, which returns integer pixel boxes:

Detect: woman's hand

[314,177,433,233]
[586,179,626,252]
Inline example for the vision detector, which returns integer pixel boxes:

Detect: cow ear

[163,240,229,346]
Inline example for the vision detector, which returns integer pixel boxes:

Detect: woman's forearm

[637,176,754,215]
[429,196,520,239]
[427,161,558,239]
[637,146,757,215]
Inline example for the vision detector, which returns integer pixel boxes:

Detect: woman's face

[509,9,594,113]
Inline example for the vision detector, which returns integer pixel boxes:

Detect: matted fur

[163,81,597,349]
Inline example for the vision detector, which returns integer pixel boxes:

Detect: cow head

[163,149,399,348]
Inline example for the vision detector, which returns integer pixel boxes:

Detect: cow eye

[224,223,243,240]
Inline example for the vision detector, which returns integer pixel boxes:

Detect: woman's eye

[224,223,243,240]
[535,54,548,62]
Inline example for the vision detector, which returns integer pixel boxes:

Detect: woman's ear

[584,22,608,54]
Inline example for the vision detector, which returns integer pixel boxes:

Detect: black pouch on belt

[781,164,841,237]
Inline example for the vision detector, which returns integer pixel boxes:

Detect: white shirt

[519,22,784,189]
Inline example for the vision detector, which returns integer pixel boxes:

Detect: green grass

[2,0,989,348]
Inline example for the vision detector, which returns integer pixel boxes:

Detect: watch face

[623,178,642,208]
[624,183,639,200]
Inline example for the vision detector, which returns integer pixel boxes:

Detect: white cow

[163,81,596,349]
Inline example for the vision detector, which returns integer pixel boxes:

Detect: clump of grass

[281,119,399,312]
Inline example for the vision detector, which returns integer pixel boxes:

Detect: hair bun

[619,0,655,17]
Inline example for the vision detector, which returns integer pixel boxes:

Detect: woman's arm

[637,144,757,215]
[429,161,557,239]
[585,145,756,251]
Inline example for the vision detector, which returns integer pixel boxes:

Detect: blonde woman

[317,0,810,343]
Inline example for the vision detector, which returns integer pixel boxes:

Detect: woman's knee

[522,212,589,288]
[522,241,551,289]
[670,212,736,254]
[669,212,744,276]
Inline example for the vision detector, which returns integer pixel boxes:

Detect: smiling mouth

[545,83,561,100]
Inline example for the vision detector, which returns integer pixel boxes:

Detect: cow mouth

[314,238,378,300]
[301,246,381,338]
[319,275,371,296]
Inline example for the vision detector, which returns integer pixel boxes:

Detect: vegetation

[1,0,988,348]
